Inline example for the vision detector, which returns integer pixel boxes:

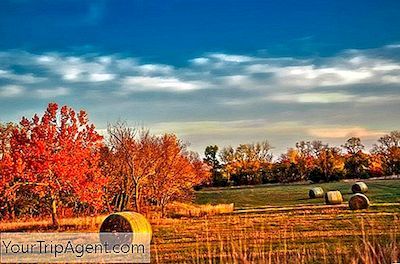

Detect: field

[195,179,400,208]
[151,179,400,263]
[1,179,399,263]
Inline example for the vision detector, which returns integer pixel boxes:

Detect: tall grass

[151,205,400,264]
[0,215,107,232]
[186,216,399,264]
[167,202,234,218]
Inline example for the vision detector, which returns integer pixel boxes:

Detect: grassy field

[149,179,400,263]
[151,205,399,263]
[195,179,400,208]
[1,179,399,263]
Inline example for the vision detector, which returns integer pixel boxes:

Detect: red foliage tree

[1,103,106,226]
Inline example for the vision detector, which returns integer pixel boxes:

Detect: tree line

[0,103,210,226]
[203,133,400,187]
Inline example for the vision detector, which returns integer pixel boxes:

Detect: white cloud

[63,67,82,81]
[308,127,384,139]
[36,54,115,83]
[385,44,400,49]
[3,47,399,100]
[269,92,400,104]
[245,64,278,73]
[190,57,210,65]
[37,55,56,63]
[122,76,204,92]
[1,46,399,155]
[209,53,256,63]
[149,119,304,137]
[35,87,70,98]
[137,64,173,75]
[0,69,44,83]
[88,73,115,82]
[274,66,374,87]
[0,85,25,97]
[270,92,355,104]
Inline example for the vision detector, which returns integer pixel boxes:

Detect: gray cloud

[0,45,399,155]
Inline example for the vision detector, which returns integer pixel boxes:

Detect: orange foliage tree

[373,131,400,175]
[106,123,160,213]
[105,122,210,216]
[0,103,106,226]
[220,141,273,185]
[146,134,210,216]
[0,122,17,217]
[342,137,370,178]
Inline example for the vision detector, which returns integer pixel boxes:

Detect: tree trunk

[161,204,166,218]
[51,198,59,229]
[8,201,15,220]
[134,184,140,213]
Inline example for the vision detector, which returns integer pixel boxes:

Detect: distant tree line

[203,132,400,186]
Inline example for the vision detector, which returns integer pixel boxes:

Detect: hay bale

[99,212,152,245]
[349,193,369,210]
[309,187,324,198]
[325,191,343,205]
[352,182,368,194]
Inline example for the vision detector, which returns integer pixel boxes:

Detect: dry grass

[2,180,400,263]
[182,219,399,264]
[0,215,107,232]
[166,202,235,218]
[151,205,400,263]
[0,205,398,263]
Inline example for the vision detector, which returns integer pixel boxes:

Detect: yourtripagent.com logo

[0,232,150,263]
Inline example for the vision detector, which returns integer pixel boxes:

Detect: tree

[204,145,225,186]
[342,137,369,178]
[147,134,210,216]
[274,141,344,183]
[271,153,301,183]
[342,137,364,154]
[220,140,273,185]
[1,103,106,227]
[0,122,15,158]
[372,131,400,175]
[311,146,344,182]
[0,122,17,218]
[344,151,370,179]
[104,128,210,216]
[368,153,384,177]
[106,122,158,213]
[294,141,318,181]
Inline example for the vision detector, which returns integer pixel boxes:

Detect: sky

[0,0,399,156]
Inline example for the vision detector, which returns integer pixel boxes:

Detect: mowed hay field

[1,179,399,263]
[195,179,400,208]
[151,179,400,263]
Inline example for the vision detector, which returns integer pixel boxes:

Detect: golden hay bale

[309,187,324,198]
[99,212,152,241]
[352,182,368,194]
[349,193,370,210]
[325,191,343,205]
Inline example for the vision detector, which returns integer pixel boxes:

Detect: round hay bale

[352,182,368,193]
[309,187,324,199]
[99,212,152,246]
[325,191,343,205]
[349,193,369,210]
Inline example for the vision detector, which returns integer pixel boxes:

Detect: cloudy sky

[0,0,399,156]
